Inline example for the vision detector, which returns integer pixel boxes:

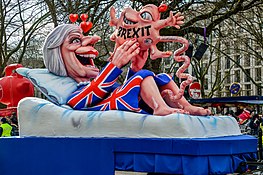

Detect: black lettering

[127,29,132,38]
[141,27,145,37]
[121,28,127,39]
[145,25,151,36]
[132,27,140,38]
[117,27,123,37]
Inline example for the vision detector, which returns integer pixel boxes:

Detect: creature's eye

[123,16,137,25]
[140,12,153,21]
[144,38,153,45]
[70,38,81,44]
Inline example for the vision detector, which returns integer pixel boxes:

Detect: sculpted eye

[144,38,153,45]
[140,12,153,21]
[70,38,81,44]
[123,16,137,25]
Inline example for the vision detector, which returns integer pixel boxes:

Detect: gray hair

[43,24,81,76]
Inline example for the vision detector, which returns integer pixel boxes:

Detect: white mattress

[18,97,241,138]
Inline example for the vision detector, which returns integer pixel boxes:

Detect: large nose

[82,35,101,46]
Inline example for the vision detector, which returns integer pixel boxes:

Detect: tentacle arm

[149,44,172,60]
[149,35,187,60]
[155,11,184,30]
[159,36,193,100]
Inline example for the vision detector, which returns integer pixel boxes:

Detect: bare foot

[184,105,211,116]
[153,106,189,116]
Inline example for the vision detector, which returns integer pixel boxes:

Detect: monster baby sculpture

[109,4,193,100]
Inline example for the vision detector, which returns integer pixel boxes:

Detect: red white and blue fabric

[67,62,173,114]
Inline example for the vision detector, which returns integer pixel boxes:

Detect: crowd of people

[229,108,263,136]
[209,106,263,136]
[0,113,19,137]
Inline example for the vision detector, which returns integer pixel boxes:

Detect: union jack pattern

[67,62,173,114]
[67,63,121,109]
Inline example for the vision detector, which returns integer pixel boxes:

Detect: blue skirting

[0,135,258,175]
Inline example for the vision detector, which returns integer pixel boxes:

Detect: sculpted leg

[160,81,211,116]
[140,76,186,116]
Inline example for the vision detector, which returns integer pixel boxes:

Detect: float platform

[0,135,257,175]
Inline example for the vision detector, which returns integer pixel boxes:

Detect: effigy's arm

[155,11,184,30]
[67,63,122,109]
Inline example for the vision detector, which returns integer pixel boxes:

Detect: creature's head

[43,24,101,83]
[110,4,167,51]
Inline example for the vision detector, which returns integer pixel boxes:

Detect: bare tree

[2,0,262,79]
[206,4,263,97]
[0,0,50,75]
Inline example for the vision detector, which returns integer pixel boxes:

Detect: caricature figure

[109,4,199,100]
[43,23,210,116]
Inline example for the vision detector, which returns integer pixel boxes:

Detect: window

[225,71,231,84]
[234,55,240,68]
[225,43,230,54]
[218,72,221,83]
[244,69,251,82]
[255,58,262,66]
[245,84,251,96]
[225,57,230,69]
[244,54,250,67]
[255,68,262,81]
[225,86,230,96]
[234,70,240,82]
[257,86,262,96]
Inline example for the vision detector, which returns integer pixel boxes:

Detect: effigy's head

[43,24,101,82]
[110,4,168,51]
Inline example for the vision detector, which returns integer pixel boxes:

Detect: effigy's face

[112,5,160,50]
[61,29,101,82]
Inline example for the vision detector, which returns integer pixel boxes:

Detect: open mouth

[123,15,137,25]
[76,54,96,67]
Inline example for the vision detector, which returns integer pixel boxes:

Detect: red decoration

[0,108,16,117]
[69,14,78,23]
[158,4,168,13]
[80,14,88,22]
[80,21,93,33]
[0,64,34,108]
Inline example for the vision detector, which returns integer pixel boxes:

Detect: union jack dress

[67,62,172,114]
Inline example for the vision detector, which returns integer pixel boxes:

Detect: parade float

[0,4,258,175]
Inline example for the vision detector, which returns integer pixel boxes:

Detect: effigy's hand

[130,49,148,72]
[167,11,184,29]
[110,39,140,68]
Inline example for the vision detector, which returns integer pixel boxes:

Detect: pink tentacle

[160,36,193,100]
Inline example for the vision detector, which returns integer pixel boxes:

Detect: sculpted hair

[43,24,81,76]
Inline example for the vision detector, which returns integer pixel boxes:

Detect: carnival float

[0,4,258,175]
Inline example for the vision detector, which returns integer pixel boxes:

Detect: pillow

[16,68,77,105]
